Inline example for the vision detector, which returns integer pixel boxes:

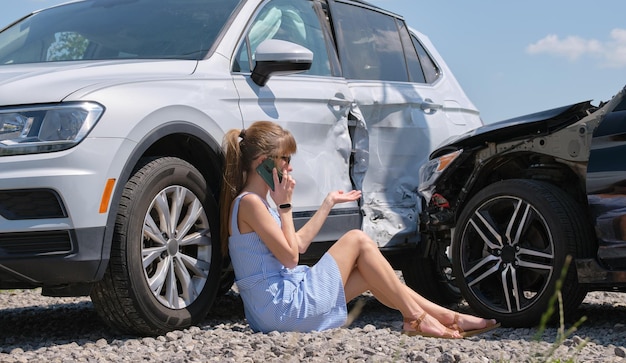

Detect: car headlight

[418,149,462,201]
[0,102,104,156]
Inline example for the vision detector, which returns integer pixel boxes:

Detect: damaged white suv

[0,0,482,334]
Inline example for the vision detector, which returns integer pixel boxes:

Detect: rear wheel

[452,179,593,327]
[91,157,221,335]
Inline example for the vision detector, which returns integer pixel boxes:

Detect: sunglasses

[272,155,291,164]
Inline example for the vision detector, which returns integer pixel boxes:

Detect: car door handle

[329,97,352,107]
[420,98,442,114]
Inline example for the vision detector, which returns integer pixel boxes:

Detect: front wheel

[91,157,221,335]
[452,179,593,327]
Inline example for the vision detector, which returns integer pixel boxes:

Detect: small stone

[95,339,108,348]
[10,347,24,355]
[437,352,456,363]
[572,335,586,345]
[363,324,376,332]
[165,332,179,341]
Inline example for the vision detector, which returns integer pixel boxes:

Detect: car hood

[0,60,197,105]
[430,101,597,158]
[431,85,626,159]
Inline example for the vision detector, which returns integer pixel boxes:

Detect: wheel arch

[95,122,224,280]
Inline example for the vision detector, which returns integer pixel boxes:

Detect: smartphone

[256,158,283,191]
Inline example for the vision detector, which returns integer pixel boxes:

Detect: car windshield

[0,0,241,65]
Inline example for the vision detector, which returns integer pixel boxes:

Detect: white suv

[0,0,482,334]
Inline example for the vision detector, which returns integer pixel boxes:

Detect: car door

[231,0,361,242]
[328,0,483,248]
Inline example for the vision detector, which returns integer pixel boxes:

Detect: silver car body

[1,2,480,250]
[0,0,481,333]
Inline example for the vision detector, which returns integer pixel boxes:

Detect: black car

[417,85,626,327]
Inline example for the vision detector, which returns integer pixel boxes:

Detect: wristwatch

[279,203,292,209]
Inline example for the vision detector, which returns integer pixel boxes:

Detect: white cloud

[604,29,626,68]
[526,28,626,68]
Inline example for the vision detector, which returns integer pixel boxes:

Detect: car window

[0,0,240,64]
[330,2,408,82]
[396,19,425,84]
[411,33,441,84]
[233,0,331,76]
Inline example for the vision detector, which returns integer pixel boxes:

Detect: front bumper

[0,226,106,294]
[0,138,127,293]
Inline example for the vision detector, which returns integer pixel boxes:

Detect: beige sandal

[401,312,460,339]
[447,312,501,338]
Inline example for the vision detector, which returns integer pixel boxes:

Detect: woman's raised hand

[328,190,362,205]
[270,167,295,205]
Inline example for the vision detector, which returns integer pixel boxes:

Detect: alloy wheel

[142,185,212,309]
[458,195,555,314]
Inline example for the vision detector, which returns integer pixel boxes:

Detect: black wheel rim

[459,195,555,313]
[142,185,212,309]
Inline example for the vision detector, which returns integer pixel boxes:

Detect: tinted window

[234,0,331,76]
[331,3,408,82]
[411,34,440,84]
[396,19,425,84]
[0,0,240,64]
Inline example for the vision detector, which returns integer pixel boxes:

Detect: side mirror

[251,39,313,86]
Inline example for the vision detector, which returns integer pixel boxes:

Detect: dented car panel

[351,32,482,248]
[418,85,626,327]
[355,82,482,247]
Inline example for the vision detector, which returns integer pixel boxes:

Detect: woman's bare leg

[343,267,496,332]
[329,230,460,337]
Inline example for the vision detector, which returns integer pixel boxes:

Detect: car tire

[402,253,462,306]
[91,157,221,335]
[452,179,593,327]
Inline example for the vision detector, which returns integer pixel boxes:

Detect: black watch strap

[279,203,292,209]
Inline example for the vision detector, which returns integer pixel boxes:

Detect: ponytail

[219,128,245,256]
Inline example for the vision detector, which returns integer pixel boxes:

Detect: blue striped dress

[228,192,347,333]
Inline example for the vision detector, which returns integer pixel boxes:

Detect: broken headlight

[418,149,462,201]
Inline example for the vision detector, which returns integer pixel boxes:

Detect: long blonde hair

[219,121,297,255]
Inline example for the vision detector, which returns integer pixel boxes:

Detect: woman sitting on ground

[219,120,499,338]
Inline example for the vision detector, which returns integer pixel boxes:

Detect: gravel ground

[1,285,625,362]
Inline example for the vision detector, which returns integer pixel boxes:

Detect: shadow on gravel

[0,300,123,352]
[2,289,626,353]
[0,292,248,353]
[576,297,626,331]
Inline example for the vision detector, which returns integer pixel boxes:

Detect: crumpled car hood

[0,59,197,105]
[430,100,596,157]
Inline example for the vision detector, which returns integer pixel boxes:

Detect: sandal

[401,312,461,339]
[448,312,500,338]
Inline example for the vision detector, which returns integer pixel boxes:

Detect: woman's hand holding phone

[256,157,294,206]
[269,163,294,208]
[256,158,282,191]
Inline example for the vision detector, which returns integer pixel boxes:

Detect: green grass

[531,255,589,363]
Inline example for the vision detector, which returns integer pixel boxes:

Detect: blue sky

[1,0,625,123]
